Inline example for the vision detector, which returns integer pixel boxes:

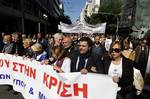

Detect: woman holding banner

[42,45,71,73]
[31,43,48,62]
[102,41,136,99]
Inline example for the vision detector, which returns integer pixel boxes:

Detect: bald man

[62,36,77,58]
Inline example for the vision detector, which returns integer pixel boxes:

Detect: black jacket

[71,50,104,73]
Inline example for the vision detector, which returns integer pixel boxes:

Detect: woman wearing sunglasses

[102,41,136,99]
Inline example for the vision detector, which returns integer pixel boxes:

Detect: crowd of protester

[0,32,150,99]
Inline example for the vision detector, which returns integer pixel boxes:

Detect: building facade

[0,0,64,34]
[119,0,136,28]
[84,0,100,17]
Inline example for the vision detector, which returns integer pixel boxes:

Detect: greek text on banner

[0,53,118,99]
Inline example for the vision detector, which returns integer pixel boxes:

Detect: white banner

[0,53,118,99]
[60,22,106,34]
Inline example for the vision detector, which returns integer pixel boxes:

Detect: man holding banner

[70,37,104,74]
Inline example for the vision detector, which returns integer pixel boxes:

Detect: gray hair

[53,33,63,39]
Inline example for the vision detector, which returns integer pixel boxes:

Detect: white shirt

[108,58,123,78]
[53,57,71,73]
[105,38,112,51]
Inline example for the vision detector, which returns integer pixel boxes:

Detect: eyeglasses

[111,48,121,53]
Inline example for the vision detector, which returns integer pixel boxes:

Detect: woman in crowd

[22,38,33,58]
[43,46,71,73]
[31,43,48,62]
[102,41,136,99]
[122,37,133,58]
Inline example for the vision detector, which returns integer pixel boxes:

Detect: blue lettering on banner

[38,91,47,99]
[29,87,34,95]
[13,79,26,88]
[0,74,11,79]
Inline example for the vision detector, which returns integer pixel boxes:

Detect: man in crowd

[92,35,106,57]
[71,37,104,74]
[62,36,77,58]
[2,34,15,54]
[11,32,24,56]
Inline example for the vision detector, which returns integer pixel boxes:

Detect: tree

[99,0,122,15]
[85,0,122,25]
[85,0,122,34]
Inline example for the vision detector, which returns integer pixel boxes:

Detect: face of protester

[79,41,90,54]
[48,38,54,45]
[111,44,122,60]
[37,33,42,39]
[62,37,72,48]
[3,35,11,45]
[74,35,78,41]
[141,39,147,47]
[54,37,63,46]
[1,32,5,38]
[23,39,30,49]
[12,34,19,42]
[95,36,100,44]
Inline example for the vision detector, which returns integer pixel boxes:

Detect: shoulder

[70,50,79,58]
[102,54,111,61]
[9,43,14,47]
[123,56,133,62]
[122,56,134,67]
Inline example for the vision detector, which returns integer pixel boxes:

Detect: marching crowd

[0,32,150,99]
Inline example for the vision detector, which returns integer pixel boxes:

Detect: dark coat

[92,43,106,57]
[135,45,150,78]
[71,50,104,73]
[2,43,15,54]
[102,56,134,94]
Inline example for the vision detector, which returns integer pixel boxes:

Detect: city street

[0,85,150,99]
[0,85,24,99]
[0,0,150,99]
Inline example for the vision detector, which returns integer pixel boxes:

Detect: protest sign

[0,53,118,99]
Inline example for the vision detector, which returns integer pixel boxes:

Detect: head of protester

[53,33,63,46]
[92,35,106,57]
[49,46,71,73]
[11,32,24,56]
[51,46,66,60]
[62,36,72,49]
[109,41,123,60]
[78,37,93,54]
[62,36,77,58]
[23,38,33,58]
[2,34,15,54]
[31,43,48,62]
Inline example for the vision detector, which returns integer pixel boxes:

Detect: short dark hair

[79,37,93,47]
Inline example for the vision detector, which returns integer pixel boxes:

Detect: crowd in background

[0,32,150,99]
